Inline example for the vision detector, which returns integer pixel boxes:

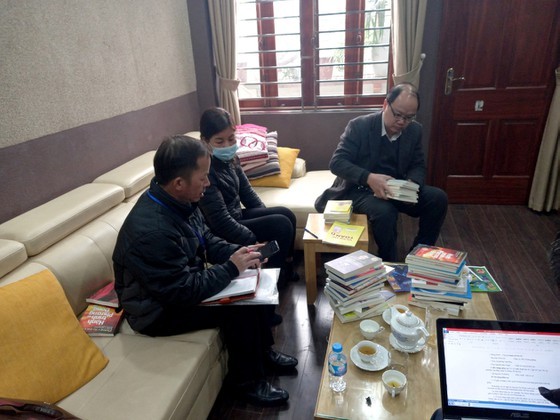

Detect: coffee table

[303,213,369,305]
[314,292,497,420]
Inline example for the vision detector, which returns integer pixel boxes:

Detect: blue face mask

[213,143,238,162]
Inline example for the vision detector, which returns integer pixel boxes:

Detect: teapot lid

[396,310,420,328]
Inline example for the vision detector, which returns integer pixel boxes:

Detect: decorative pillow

[249,147,300,188]
[243,131,282,179]
[0,270,109,403]
[291,157,307,179]
[235,124,269,166]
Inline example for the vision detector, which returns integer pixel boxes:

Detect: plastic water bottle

[328,342,347,392]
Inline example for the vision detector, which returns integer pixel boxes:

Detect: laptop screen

[437,318,560,419]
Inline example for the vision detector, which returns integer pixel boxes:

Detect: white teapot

[390,310,429,349]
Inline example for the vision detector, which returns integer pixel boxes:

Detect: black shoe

[265,348,298,373]
[237,380,289,406]
[269,312,283,327]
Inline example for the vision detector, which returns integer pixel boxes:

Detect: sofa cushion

[0,239,27,278]
[58,334,217,420]
[0,183,125,256]
[93,151,155,198]
[0,269,109,403]
[249,147,300,188]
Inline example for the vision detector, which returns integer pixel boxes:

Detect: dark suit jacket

[315,111,426,212]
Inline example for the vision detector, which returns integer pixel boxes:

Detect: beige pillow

[249,147,300,188]
[0,270,109,402]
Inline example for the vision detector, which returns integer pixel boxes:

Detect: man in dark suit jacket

[315,83,448,261]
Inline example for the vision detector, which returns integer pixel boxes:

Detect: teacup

[359,319,385,339]
[357,340,378,364]
[382,369,407,398]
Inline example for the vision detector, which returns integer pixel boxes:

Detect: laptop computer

[436,318,560,419]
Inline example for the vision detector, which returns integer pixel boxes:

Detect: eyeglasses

[388,102,416,123]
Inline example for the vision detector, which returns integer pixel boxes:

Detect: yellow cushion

[0,270,109,403]
[249,147,300,188]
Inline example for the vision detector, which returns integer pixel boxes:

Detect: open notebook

[436,318,560,419]
[201,269,259,304]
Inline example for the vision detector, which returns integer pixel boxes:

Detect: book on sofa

[86,281,119,308]
[79,304,124,337]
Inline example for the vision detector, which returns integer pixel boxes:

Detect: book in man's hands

[201,269,260,304]
[386,179,419,203]
[322,222,365,247]
[86,281,119,308]
[79,304,123,336]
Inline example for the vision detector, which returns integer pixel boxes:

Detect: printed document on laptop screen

[441,323,560,416]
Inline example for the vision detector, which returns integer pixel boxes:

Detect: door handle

[444,68,465,95]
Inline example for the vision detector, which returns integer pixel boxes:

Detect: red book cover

[407,245,467,267]
[86,282,119,308]
[79,304,123,336]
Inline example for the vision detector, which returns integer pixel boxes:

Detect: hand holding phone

[258,240,280,261]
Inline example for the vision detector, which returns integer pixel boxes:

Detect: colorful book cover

[468,266,502,292]
[385,264,411,292]
[86,281,119,308]
[79,304,123,336]
[322,222,365,247]
[407,244,467,265]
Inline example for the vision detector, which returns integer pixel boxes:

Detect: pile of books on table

[323,199,353,223]
[324,250,395,323]
[405,244,471,316]
[386,179,419,203]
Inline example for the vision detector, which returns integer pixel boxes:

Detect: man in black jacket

[316,83,448,261]
[112,135,297,406]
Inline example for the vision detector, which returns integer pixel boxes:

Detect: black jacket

[199,156,265,246]
[315,111,425,211]
[112,179,241,332]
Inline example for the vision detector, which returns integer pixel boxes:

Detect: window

[236,0,392,110]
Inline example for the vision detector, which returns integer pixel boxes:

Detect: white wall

[0,0,196,148]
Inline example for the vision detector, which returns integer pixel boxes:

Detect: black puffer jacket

[199,157,265,246]
[112,179,241,332]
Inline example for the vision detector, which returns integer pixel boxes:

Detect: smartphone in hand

[258,240,280,261]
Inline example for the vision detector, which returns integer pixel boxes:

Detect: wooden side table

[303,213,369,305]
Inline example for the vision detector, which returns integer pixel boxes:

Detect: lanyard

[147,191,206,250]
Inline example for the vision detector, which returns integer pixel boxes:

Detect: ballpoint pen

[304,228,319,239]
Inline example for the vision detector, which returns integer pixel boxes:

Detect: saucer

[350,343,389,371]
[382,308,392,325]
[389,333,426,354]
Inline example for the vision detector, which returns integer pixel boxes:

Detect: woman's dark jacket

[199,157,265,246]
[112,179,241,332]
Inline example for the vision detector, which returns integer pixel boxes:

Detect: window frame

[236,0,393,111]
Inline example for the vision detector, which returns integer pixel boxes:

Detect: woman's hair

[153,135,211,185]
[386,82,421,111]
[199,107,234,141]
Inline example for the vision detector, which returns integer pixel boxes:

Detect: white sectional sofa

[0,149,335,419]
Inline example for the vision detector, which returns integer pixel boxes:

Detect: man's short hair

[153,135,211,185]
[386,82,421,111]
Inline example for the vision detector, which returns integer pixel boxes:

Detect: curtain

[528,67,560,212]
[208,0,241,125]
[391,0,428,88]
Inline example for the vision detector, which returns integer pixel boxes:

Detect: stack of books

[386,179,419,203]
[79,282,123,336]
[323,200,353,223]
[405,245,471,316]
[323,250,395,323]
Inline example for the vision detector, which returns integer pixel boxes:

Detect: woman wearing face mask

[198,108,299,312]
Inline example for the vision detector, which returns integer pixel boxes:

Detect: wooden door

[429,0,560,204]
